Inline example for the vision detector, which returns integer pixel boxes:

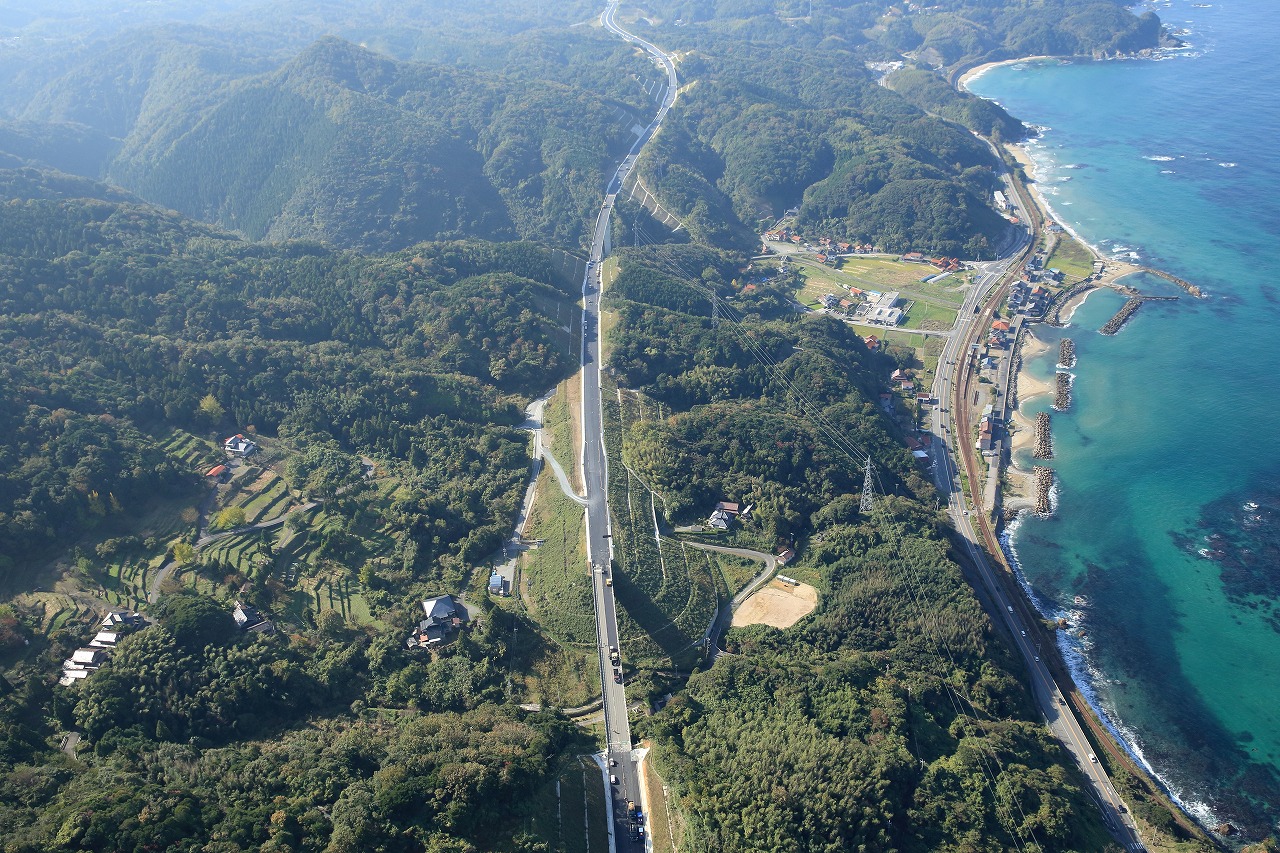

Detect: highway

[581,3,679,849]
[580,8,1142,847]
[929,166,1147,850]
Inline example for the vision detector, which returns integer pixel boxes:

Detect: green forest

[601,234,1132,850]
[0,0,1204,849]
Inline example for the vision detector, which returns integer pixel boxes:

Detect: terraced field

[159,429,221,473]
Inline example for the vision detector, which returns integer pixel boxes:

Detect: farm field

[792,255,968,308]
[731,579,818,629]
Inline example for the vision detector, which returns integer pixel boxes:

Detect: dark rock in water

[1179,484,1280,633]
[1216,822,1236,836]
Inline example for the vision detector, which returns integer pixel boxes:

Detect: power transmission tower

[710,290,720,328]
[859,455,876,514]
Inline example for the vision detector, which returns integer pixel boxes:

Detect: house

[488,570,505,596]
[776,547,796,566]
[978,415,996,453]
[991,319,1011,333]
[917,392,933,405]
[863,335,879,351]
[206,464,228,478]
[407,595,464,648]
[233,602,275,634]
[819,293,840,310]
[224,433,258,457]
[100,611,146,631]
[58,669,90,687]
[913,449,930,461]
[901,252,926,263]
[706,510,731,531]
[88,631,120,649]
[715,501,741,515]
[891,368,910,383]
[67,648,108,670]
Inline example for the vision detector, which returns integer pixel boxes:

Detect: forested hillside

[606,241,1115,851]
[0,188,580,573]
[616,0,1165,256]
[0,0,1165,259]
[0,0,1182,848]
[0,176,611,849]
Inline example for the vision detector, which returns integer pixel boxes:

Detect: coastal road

[930,208,1146,849]
[583,3,680,849]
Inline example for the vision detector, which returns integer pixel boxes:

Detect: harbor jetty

[1058,338,1076,369]
[1033,412,1053,459]
[1099,294,1177,335]
[1141,267,1203,297]
[1054,372,1072,410]
[1100,297,1144,335]
[1033,466,1054,515]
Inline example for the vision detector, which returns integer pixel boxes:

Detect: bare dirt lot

[731,579,818,629]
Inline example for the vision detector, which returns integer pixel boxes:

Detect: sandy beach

[1004,332,1053,507]
[957,56,1055,92]
[1016,332,1053,399]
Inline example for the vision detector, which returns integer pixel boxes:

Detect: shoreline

[1005,332,1052,509]
[975,59,1225,847]
[957,55,1057,92]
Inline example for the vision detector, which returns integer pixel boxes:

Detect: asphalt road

[929,174,1147,851]
[583,4,679,849]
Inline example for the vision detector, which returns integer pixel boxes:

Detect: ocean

[967,0,1280,839]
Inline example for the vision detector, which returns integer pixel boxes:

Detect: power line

[621,222,1042,847]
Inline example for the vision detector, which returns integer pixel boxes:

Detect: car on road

[1020,630,1026,636]
[1089,753,1097,763]
[614,670,622,683]
[609,758,617,767]
[605,578,612,586]
[1035,656,1040,662]
[610,774,619,785]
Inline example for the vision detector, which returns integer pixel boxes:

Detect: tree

[171,542,196,565]
[154,592,235,650]
[210,506,247,532]
[197,393,225,425]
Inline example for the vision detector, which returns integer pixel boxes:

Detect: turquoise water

[969,0,1280,838]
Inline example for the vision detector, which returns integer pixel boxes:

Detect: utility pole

[860,456,876,515]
